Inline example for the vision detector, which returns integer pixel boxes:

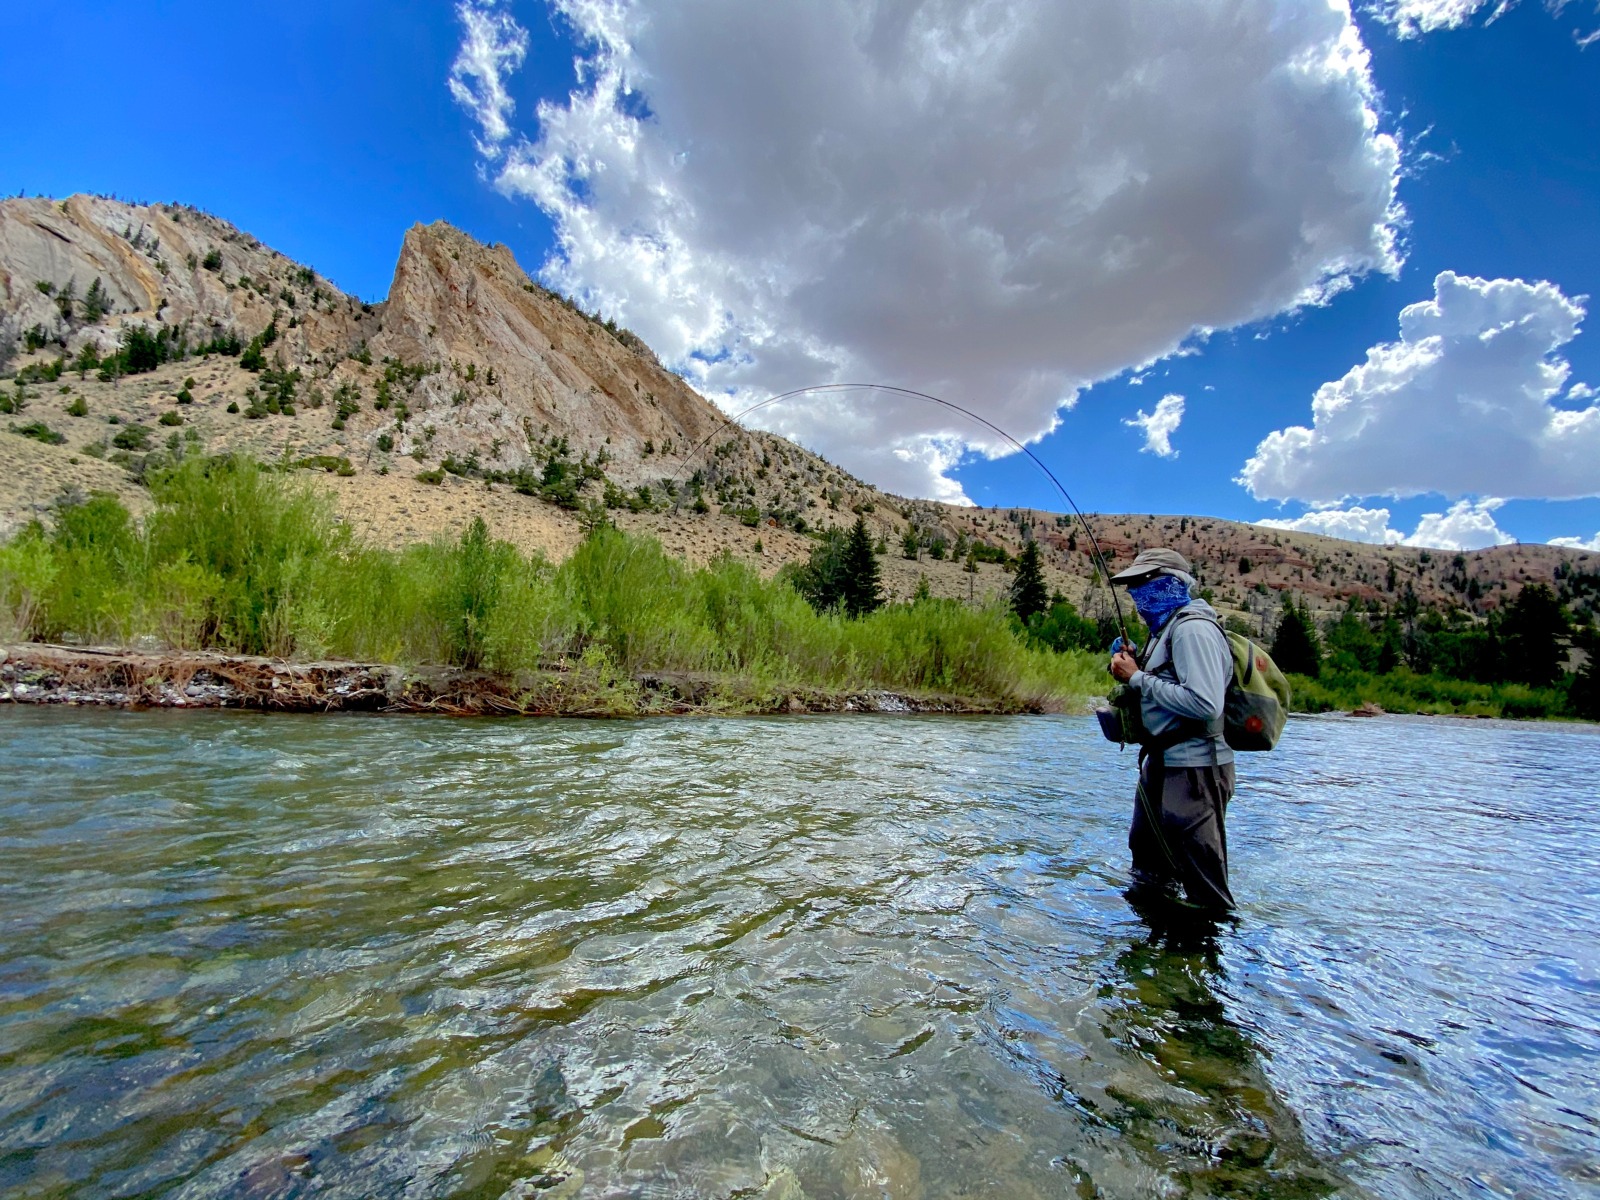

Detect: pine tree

[1271,598,1322,677]
[83,277,110,322]
[901,527,919,560]
[840,516,882,617]
[1497,583,1569,688]
[793,529,847,612]
[1570,625,1600,720]
[1010,539,1049,622]
[1323,600,1379,672]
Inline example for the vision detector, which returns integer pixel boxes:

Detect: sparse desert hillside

[3,193,1595,636]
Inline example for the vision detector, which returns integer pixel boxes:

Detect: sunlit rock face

[371,220,732,485]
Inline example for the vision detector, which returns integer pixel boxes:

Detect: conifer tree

[793,529,846,612]
[1497,583,1569,688]
[840,515,882,617]
[1570,625,1600,720]
[1271,598,1322,677]
[1010,539,1049,622]
[82,277,110,322]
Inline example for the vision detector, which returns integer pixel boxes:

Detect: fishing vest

[1101,608,1291,753]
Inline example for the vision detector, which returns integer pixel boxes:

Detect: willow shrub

[0,532,58,643]
[558,525,719,672]
[0,458,1105,706]
[144,455,349,655]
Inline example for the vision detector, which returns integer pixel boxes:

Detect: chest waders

[1130,617,1224,891]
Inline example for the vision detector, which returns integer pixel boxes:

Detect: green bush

[1288,668,1569,720]
[112,424,152,450]
[0,531,59,641]
[16,357,65,384]
[292,455,355,476]
[1024,599,1102,653]
[331,381,361,426]
[143,456,347,655]
[32,493,141,641]
[11,421,66,445]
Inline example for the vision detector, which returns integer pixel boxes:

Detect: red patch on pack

[1256,655,1268,673]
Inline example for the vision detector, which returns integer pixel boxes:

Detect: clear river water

[0,709,1596,1199]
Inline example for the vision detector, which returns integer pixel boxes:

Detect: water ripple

[1,709,1596,1198]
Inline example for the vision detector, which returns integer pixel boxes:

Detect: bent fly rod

[668,382,1132,643]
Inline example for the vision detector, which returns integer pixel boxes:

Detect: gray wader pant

[1130,753,1236,913]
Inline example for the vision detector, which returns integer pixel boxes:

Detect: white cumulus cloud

[1257,497,1515,549]
[1405,498,1515,550]
[1240,271,1597,505]
[1125,394,1185,458]
[1257,504,1405,543]
[449,0,530,159]
[471,0,1402,499]
[1550,531,1600,550]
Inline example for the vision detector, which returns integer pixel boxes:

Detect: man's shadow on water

[1093,891,1353,1197]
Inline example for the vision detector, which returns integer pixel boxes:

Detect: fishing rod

[667,382,1132,642]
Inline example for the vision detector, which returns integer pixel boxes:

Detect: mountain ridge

[1,193,1594,638]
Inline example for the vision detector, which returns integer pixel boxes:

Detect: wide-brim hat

[1109,547,1194,587]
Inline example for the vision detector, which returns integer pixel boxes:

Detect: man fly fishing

[679,383,1285,917]
[1106,548,1237,914]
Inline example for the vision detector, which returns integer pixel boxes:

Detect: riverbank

[1286,667,1583,721]
[0,644,1048,716]
[0,458,1106,713]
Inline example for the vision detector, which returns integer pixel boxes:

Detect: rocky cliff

[0,198,734,485]
[0,194,374,363]
[371,221,730,481]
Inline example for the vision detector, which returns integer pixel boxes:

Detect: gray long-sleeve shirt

[1127,598,1234,767]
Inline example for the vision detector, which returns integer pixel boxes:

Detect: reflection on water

[0,710,1595,1198]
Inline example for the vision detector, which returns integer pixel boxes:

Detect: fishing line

[667,382,1131,640]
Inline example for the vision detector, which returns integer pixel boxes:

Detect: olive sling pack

[1099,610,1291,753]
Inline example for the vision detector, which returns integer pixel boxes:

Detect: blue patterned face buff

[1129,574,1190,634]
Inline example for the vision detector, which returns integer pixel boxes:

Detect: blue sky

[3,1,1597,549]
[969,0,1600,548]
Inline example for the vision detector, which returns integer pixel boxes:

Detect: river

[0,710,1596,1199]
